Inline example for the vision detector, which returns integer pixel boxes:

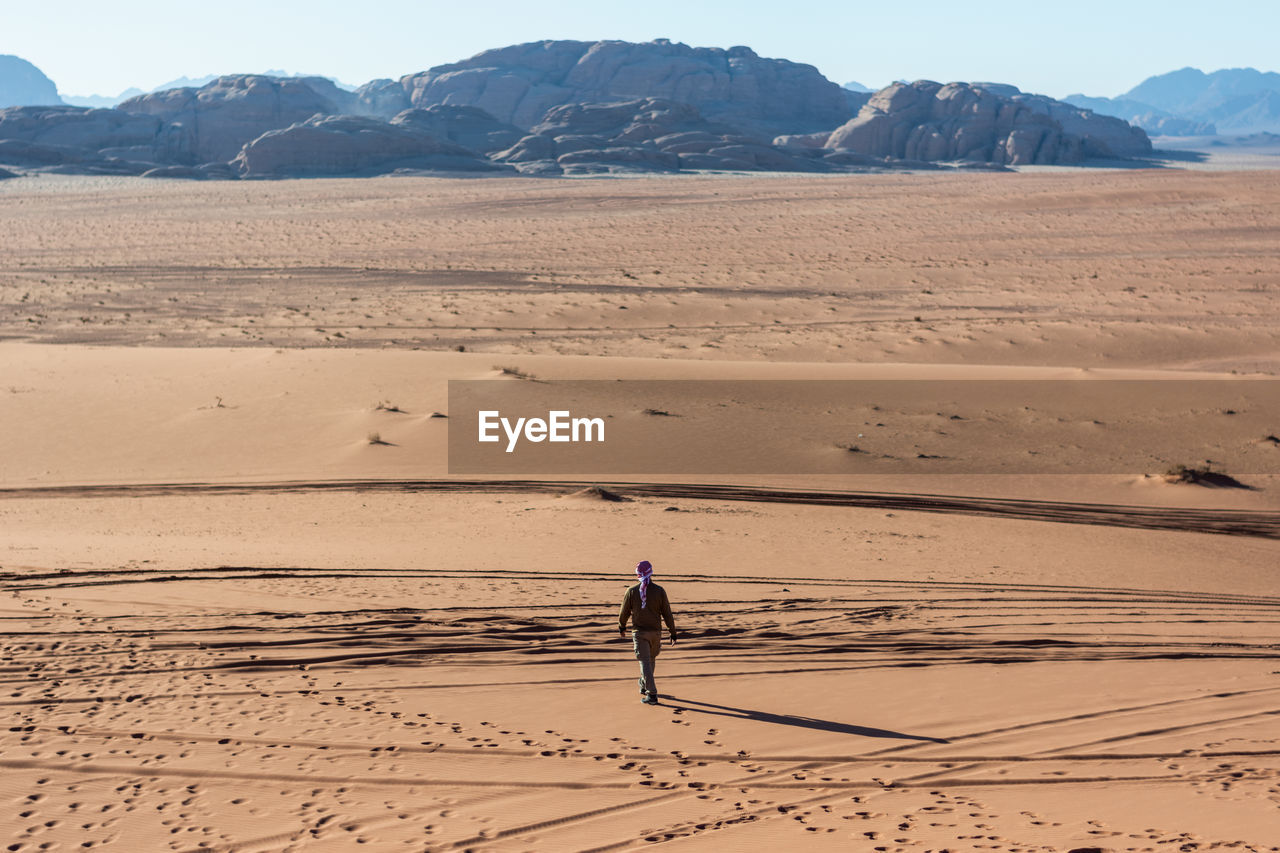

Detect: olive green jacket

[619,582,677,634]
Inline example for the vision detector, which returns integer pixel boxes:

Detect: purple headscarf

[636,560,653,607]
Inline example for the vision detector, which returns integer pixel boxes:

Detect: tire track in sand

[3,478,1278,539]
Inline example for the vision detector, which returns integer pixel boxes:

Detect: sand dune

[2,171,1279,370]
[2,173,1279,851]
[4,529,1278,849]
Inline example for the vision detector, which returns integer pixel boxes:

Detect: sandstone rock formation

[400,39,852,136]
[354,79,411,118]
[232,114,509,177]
[0,105,182,170]
[822,80,1151,165]
[0,138,94,165]
[492,98,827,174]
[974,83,1152,158]
[843,89,873,114]
[390,106,523,154]
[0,55,62,107]
[0,51,1156,178]
[0,105,162,151]
[119,75,348,163]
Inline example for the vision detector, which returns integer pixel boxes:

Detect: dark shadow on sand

[661,696,949,743]
[1150,148,1209,163]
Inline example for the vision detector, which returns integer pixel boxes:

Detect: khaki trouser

[632,630,662,696]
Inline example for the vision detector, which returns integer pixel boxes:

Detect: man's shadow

[662,696,948,744]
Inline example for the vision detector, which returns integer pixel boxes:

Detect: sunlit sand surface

[3,171,1278,851]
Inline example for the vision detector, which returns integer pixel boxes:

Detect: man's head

[636,560,653,605]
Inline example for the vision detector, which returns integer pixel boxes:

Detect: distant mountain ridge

[1065,67,1280,136]
[0,55,62,107]
[1127,67,1280,115]
[0,41,1155,178]
[1058,94,1215,137]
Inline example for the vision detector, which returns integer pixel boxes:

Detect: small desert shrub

[1163,463,1247,488]
[1165,463,1213,483]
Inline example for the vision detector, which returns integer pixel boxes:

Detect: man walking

[619,560,678,705]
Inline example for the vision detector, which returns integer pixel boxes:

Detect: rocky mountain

[119,75,354,163]
[390,105,524,155]
[492,97,831,175]
[233,113,508,177]
[1065,67,1280,136]
[0,41,1157,179]
[973,84,1151,158]
[64,71,356,109]
[396,39,852,137]
[1126,67,1280,116]
[813,81,1150,166]
[1194,89,1280,136]
[0,105,178,170]
[841,85,873,114]
[352,79,413,120]
[0,55,62,107]
[64,77,220,109]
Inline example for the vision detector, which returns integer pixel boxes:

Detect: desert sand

[2,171,1279,852]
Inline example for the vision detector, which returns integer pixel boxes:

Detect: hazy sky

[5,0,1277,99]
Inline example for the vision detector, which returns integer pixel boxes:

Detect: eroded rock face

[0,61,1153,178]
[825,81,1071,164]
[0,105,182,170]
[401,39,852,137]
[389,106,523,154]
[492,97,827,174]
[0,138,93,165]
[232,113,510,177]
[0,105,163,151]
[976,84,1152,158]
[355,79,412,119]
[120,75,347,163]
[824,81,1151,165]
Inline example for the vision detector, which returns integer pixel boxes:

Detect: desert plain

[1,169,1279,852]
